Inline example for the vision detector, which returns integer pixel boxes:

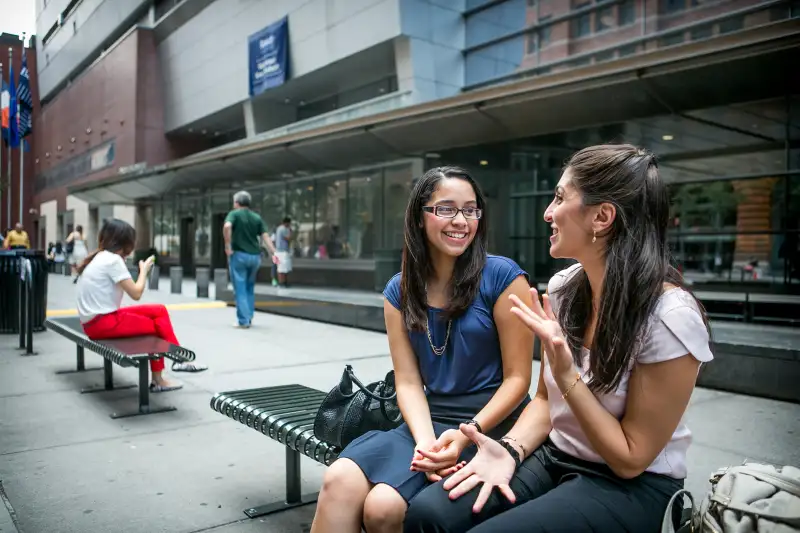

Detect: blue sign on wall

[248,16,290,97]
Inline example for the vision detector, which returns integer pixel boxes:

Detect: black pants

[404,441,683,533]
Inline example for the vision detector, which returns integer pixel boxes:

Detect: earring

[592,230,597,243]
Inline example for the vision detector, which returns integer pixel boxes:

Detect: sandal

[171,362,208,373]
[150,382,183,393]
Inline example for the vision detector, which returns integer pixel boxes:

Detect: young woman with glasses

[403,145,713,533]
[310,167,536,533]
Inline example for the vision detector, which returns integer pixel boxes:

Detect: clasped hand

[411,429,469,483]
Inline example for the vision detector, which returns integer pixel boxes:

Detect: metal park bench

[209,384,339,518]
[45,316,196,419]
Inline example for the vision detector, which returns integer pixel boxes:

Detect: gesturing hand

[509,289,577,385]
[442,424,517,513]
[412,431,469,482]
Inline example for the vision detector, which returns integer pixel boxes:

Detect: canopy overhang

[68,20,800,205]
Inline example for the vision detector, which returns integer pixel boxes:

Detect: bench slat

[210,385,340,465]
[45,317,196,365]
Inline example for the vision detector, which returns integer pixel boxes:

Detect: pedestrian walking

[223,190,279,328]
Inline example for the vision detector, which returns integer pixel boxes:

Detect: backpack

[663,463,800,533]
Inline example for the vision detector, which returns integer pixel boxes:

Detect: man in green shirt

[223,191,278,328]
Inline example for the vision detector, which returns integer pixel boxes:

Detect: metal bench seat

[45,316,196,419]
[210,384,341,518]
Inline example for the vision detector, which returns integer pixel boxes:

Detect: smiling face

[423,177,481,258]
[544,168,597,260]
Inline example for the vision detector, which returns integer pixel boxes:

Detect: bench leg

[55,346,103,374]
[81,359,137,394]
[244,447,319,518]
[108,363,177,419]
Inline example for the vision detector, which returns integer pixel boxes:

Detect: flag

[1,79,9,134]
[2,62,18,148]
[17,52,32,138]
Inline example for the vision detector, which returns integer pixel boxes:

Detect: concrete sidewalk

[0,274,798,533]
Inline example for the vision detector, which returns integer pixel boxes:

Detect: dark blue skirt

[338,389,529,503]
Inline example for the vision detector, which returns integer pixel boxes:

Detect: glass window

[596,7,613,32]
[260,182,286,232]
[539,15,551,46]
[155,198,177,257]
[465,0,527,48]
[465,35,526,87]
[382,164,414,251]
[285,179,316,258]
[659,32,684,47]
[571,12,591,38]
[690,24,713,41]
[659,0,686,14]
[719,16,744,35]
[348,170,381,259]
[526,33,537,55]
[314,175,348,259]
[618,0,636,26]
[668,176,788,282]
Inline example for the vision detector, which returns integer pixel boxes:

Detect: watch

[465,419,483,433]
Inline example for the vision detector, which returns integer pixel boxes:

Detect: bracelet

[496,438,521,469]
[466,419,483,433]
[501,436,526,458]
[562,372,582,399]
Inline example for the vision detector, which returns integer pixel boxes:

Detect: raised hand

[441,424,517,513]
[509,289,577,384]
[138,255,155,275]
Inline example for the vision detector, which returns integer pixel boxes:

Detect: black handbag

[313,364,403,449]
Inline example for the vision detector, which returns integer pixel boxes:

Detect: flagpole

[6,48,11,229]
[18,45,24,226]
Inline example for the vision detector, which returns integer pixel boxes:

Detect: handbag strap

[345,366,398,402]
[661,489,695,533]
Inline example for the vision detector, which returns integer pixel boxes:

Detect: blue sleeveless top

[383,255,528,396]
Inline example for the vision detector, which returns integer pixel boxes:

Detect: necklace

[424,282,452,356]
[426,316,452,356]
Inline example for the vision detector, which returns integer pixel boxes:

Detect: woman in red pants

[76,218,207,392]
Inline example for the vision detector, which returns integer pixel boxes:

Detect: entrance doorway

[180,216,196,277]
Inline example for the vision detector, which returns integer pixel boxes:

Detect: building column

[732,177,778,269]
[134,203,152,250]
[243,100,257,138]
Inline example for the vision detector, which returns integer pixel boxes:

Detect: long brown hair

[77,218,136,274]
[554,144,708,394]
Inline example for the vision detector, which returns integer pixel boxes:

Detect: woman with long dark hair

[76,219,207,392]
[404,144,713,532]
[311,167,535,533]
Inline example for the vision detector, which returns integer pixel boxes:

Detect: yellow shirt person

[3,225,31,249]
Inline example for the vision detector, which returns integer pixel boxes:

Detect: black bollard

[18,269,26,349]
[24,277,36,355]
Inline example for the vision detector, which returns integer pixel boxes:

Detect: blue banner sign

[248,16,290,96]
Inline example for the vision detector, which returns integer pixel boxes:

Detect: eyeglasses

[422,205,483,220]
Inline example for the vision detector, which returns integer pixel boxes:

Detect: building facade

[31,0,800,290]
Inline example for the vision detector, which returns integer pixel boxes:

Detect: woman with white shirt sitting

[403,144,713,533]
[76,218,207,392]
